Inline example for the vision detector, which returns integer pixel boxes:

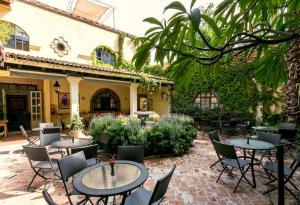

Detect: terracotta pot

[71,130,82,138]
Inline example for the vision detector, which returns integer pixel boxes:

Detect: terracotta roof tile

[5,52,172,82]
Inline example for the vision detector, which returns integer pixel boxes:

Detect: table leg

[121,193,127,205]
[251,150,256,188]
[4,124,7,138]
[66,148,70,155]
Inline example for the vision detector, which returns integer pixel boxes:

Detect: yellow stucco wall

[0,0,135,64]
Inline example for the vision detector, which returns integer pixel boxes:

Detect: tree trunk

[285,40,300,123]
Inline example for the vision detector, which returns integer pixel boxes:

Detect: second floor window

[194,92,219,110]
[5,25,29,51]
[96,49,115,66]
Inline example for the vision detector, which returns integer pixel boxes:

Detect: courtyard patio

[0,131,298,205]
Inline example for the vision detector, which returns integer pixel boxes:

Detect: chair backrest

[40,122,54,128]
[71,144,98,160]
[207,131,221,143]
[117,145,144,164]
[280,123,296,130]
[278,128,297,142]
[23,146,50,162]
[97,132,109,144]
[40,133,61,146]
[257,132,281,145]
[42,189,58,205]
[213,141,237,159]
[20,125,28,138]
[148,165,176,205]
[43,127,61,134]
[58,151,88,182]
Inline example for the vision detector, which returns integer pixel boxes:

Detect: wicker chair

[117,145,144,164]
[71,144,98,166]
[20,125,39,147]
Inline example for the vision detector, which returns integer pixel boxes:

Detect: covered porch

[0,52,172,133]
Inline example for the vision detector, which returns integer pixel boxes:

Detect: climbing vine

[171,64,283,123]
[116,32,125,68]
[91,45,116,68]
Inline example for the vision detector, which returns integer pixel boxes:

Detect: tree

[0,20,15,44]
[133,0,300,122]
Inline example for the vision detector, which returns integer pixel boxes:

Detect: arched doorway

[91,88,120,112]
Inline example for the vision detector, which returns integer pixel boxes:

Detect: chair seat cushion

[264,161,292,177]
[221,158,250,169]
[124,188,153,205]
[34,159,58,169]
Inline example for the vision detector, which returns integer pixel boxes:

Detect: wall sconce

[149,87,154,97]
[53,81,61,93]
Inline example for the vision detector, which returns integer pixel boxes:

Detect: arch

[0,20,30,51]
[90,88,120,112]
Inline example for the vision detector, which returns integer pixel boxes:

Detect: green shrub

[88,115,197,156]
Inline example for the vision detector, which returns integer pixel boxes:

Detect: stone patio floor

[0,132,299,205]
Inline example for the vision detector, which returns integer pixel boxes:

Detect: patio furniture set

[19,122,176,205]
[208,123,300,202]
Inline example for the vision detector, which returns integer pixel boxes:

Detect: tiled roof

[17,0,134,37]
[5,52,172,83]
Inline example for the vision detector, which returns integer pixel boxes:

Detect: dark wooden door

[6,95,29,131]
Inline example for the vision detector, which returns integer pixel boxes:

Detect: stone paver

[0,132,299,205]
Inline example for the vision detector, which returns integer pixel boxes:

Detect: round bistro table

[73,160,149,205]
[227,139,275,188]
[51,138,93,155]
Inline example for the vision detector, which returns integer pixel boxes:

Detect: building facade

[0,0,172,132]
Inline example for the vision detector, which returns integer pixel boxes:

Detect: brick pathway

[0,132,298,205]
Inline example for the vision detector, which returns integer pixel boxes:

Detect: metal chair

[213,141,252,192]
[42,188,58,205]
[20,125,39,147]
[71,144,98,166]
[96,132,109,161]
[43,127,61,134]
[40,133,64,156]
[124,165,176,205]
[117,145,144,164]
[207,131,222,168]
[263,153,300,201]
[23,146,59,191]
[57,151,93,205]
[278,123,297,153]
[255,132,281,162]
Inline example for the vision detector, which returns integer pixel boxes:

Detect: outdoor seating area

[0,130,299,205]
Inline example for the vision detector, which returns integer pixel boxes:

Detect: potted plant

[68,114,84,138]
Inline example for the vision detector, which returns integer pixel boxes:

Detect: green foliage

[88,115,196,155]
[91,45,116,68]
[142,64,165,76]
[68,114,84,130]
[116,32,125,68]
[171,64,283,122]
[0,20,15,44]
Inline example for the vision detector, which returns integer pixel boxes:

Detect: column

[67,77,81,119]
[130,83,138,115]
[43,79,51,122]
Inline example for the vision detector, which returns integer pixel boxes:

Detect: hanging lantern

[53,81,61,93]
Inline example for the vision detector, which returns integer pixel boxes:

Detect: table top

[227,139,275,150]
[252,126,278,132]
[51,138,93,149]
[73,160,148,197]
[32,127,43,132]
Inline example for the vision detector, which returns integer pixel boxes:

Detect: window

[194,93,219,110]
[96,49,115,66]
[5,25,29,51]
[91,89,120,112]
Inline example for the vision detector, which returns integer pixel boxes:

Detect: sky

[37,0,222,36]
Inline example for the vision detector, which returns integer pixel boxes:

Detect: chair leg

[216,165,226,183]
[234,166,251,193]
[210,160,220,168]
[27,168,47,191]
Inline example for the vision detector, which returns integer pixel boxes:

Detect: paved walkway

[0,132,299,205]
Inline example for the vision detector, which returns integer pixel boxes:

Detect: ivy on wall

[91,45,116,68]
[116,32,125,68]
[171,64,283,122]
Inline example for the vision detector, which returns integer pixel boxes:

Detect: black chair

[207,131,221,168]
[213,141,252,192]
[23,146,59,190]
[71,144,98,166]
[20,125,39,147]
[278,123,297,153]
[57,151,93,205]
[255,132,281,161]
[117,145,144,164]
[96,132,109,161]
[40,133,64,156]
[124,165,176,205]
[43,127,61,134]
[263,153,300,201]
